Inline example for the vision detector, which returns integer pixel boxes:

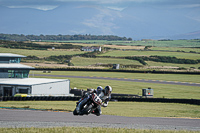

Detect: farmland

[71,57,141,66]
[42,39,200,47]
[1,39,200,71]
[98,50,200,60]
[0,47,85,58]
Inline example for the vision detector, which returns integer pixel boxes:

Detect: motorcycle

[73,92,102,116]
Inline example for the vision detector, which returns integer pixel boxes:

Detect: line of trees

[149,56,199,64]
[126,56,199,65]
[0,40,82,50]
[24,53,199,66]
[0,33,132,41]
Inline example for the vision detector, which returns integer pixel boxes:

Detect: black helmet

[104,85,112,95]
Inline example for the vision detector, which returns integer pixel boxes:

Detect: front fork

[76,96,89,112]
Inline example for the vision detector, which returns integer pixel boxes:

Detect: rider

[76,85,112,116]
[93,85,112,116]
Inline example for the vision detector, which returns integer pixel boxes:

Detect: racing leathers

[76,89,111,116]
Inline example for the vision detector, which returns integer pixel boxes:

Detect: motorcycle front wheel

[73,108,78,115]
[79,104,93,115]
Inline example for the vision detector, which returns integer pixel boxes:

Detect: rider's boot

[76,106,80,114]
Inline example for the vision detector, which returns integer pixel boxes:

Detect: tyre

[73,109,78,115]
[79,104,93,115]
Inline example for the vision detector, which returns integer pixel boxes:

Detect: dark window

[3,87,13,96]
[19,89,28,94]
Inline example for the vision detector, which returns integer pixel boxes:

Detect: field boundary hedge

[35,68,200,74]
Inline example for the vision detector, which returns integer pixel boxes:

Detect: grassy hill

[0,39,200,72]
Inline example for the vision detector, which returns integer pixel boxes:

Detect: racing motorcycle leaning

[73,92,102,116]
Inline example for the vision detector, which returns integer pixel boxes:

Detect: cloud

[1,0,199,11]
[7,5,58,11]
[69,29,87,34]
[106,6,126,11]
[173,4,200,9]
[82,7,121,34]
[56,0,163,3]
[0,0,195,6]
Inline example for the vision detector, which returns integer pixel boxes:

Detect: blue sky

[0,0,200,39]
[1,0,200,11]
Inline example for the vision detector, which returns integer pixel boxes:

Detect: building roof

[0,78,69,86]
[0,53,26,58]
[0,64,35,69]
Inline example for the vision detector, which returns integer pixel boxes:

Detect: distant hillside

[0,2,200,40]
[170,31,200,40]
[0,33,132,41]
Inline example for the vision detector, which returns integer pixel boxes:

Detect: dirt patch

[47,49,81,51]
[22,63,105,69]
[104,45,145,50]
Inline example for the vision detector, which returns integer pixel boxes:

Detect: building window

[8,70,29,78]
[9,58,21,63]
[8,70,14,78]
[19,89,28,94]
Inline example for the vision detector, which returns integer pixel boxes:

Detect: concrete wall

[31,80,70,96]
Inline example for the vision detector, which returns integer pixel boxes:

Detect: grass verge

[30,71,200,83]
[0,101,199,118]
[0,127,200,133]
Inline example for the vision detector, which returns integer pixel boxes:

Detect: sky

[0,0,200,39]
[1,0,200,11]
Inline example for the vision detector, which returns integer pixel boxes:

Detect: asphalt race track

[34,74,200,87]
[0,109,200,131]
[3,74,197,130]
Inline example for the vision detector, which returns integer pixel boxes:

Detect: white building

[0,53,71,97]
[0,53,34,78]
[81,46,101,52]
[0,78,70,96]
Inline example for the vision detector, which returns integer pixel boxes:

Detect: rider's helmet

[96,86,103,95]
[104,85,112,96]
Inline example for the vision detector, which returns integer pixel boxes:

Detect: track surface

[34,74,200,87]
[0,109,200,130]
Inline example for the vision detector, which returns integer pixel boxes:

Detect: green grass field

[31,71,200,83]
[44,39,200,47]
[98,50,200,60]
[30,71,200,99]
[70,56,200,69]
[146,61,200,69]
[71,57,142,66]
[0,47,85,57]
[150,47,200,53]
[0,101,199,118]
[1,40,200,72]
